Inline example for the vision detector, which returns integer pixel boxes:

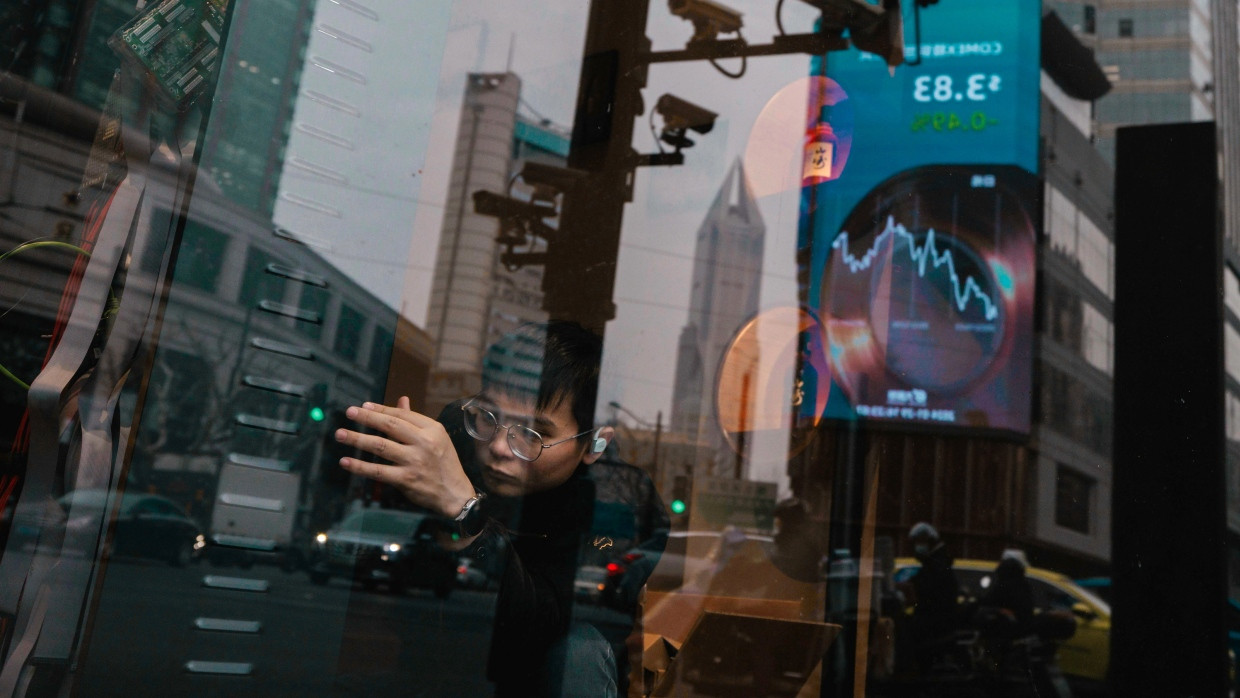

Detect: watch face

[457,498,487,537]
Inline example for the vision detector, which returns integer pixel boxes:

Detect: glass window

[370,325,395,374]
[1,0,1234,694]
[1078,215,1114,298]
[1046,185,1078,258]
[135,350,213,454]
[1081,302,1113,375]
[335,303,365,361]
[1227,324,1240,383]
[1040,364,1112,455]
[168,218,230,293]
[295,284,328,341]
[1043,186,1114,299]
[1226,267,1240,317]
[1226,393,1240,443]
[1055,464,1094,534]
[1102,9,1189,40]
[1096,91,1193,124]
[1044,274,1084,351]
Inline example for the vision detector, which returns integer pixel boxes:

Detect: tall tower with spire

[671,159,765,478]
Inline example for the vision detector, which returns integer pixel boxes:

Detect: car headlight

[315,532,328,544]
[384,543,402,553]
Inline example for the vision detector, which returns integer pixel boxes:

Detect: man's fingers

[335,427,404,461]
[344,405,421,443]
[354,402,438,430]
[338,456,400,486]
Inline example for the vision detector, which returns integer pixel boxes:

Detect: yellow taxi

[893,558,1110,687]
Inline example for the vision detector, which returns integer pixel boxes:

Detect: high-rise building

[198,0,314,216]
[1033,56,1117,567]
[670,159,765,479]
[0,0,312,217]
[425,73,568,413]
[1047,0,1215,164]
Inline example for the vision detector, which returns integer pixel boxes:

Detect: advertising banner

[802,0,1042,435]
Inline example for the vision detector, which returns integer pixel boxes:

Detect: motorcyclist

[976,549,1074,698]
[978,549,1035,637]
[905,522,962,673]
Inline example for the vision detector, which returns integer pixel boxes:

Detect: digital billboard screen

[802,0,1041,435]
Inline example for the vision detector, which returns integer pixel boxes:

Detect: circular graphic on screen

[715,306,829,458]
[819,165,1036,412]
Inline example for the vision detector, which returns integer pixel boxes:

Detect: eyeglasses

[461,398,593,462]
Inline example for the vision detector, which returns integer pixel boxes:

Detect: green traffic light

[309,407,325,422]
[670,499,686,515]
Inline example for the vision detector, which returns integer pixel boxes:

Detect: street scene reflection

[0,0,1238,695]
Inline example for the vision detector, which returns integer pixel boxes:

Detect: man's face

[472,390,597,497]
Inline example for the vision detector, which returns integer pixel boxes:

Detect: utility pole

[546,1,652,333]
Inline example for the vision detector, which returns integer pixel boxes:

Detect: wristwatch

[453,492,487,538]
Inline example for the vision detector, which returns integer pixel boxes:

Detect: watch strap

[453,492,487,538]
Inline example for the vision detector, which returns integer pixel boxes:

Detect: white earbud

[591,429,607,453]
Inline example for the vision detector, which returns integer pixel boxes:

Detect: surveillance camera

[518,162,587,193]
[655,94,718,135]
[668,0,743,42]
[473,190,556,220]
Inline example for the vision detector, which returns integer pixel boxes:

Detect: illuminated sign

[802,0,1040,435]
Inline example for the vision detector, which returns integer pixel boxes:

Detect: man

[335,321,667,696]
[905,522,961,673]
[979,549,1034,635]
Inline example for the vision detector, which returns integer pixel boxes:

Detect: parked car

[308,508,456,597]
[1073,576,1239,696]
[40,489,206,566]
[1072,576,1112,604]
[894,557,1110,690]
[455,556,490,590]
[574,565,609,605]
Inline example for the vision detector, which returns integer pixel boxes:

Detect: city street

[70,556,633,696]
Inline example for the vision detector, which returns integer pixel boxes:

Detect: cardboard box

[640,592,839,697]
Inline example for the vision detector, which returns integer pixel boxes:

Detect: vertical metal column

[1112,121,1229,697]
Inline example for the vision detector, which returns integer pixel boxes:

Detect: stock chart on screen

[801,0,1041,435]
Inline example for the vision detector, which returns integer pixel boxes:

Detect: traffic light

[304,383,329,428]
[670,475,690,525]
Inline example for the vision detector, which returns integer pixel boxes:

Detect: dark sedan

[52,489,206,566]
[308,508,456,597]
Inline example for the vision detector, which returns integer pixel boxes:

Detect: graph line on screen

[830,216,999,321]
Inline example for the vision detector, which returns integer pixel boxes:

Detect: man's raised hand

[335,397,476,518]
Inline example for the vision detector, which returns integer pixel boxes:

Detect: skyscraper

[425,73,568,413]
[198,0,313,216]
[1046,1,1215,163]
[6,0,315,216]
[671,159,765,479]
